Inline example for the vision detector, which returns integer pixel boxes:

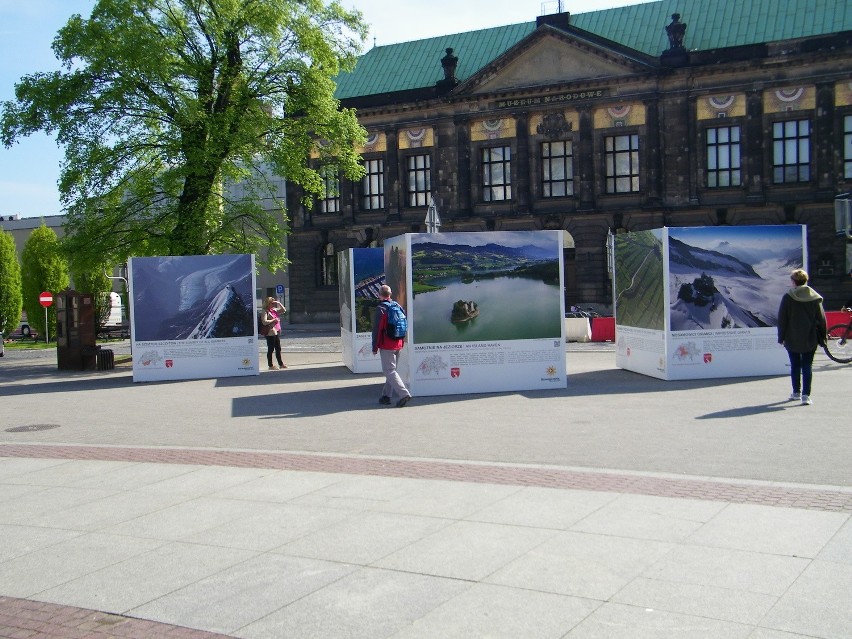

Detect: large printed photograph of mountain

[668,226,805,331]
[614,230,665,330]
[410,231,562,343]
[130,254,255,341]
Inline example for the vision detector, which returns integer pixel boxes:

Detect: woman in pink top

[261,297,287,370]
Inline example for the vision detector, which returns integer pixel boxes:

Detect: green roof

[335,0,852,100]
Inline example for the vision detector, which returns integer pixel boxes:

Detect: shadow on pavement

[229,366,783,420]
[695,401,790,419]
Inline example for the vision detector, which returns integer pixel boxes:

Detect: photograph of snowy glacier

[668,226,805,331]
[130,254,255,342]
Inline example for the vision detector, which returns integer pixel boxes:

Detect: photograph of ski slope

[131,254,255,341]
[668,225,805,331]
[614,230,665,330]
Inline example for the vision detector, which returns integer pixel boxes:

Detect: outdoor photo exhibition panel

[338,247,384,374]
[614,225,805,380]
[390,231,567,396]
[129,254,259,382]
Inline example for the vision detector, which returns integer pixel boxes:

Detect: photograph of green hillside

[614,230,665,330]
[410,231,562,343]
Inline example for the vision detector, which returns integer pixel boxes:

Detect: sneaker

[788,392,801,401]
[378,395,391,405]
[396,396,411,408]
[269,365,278,370]
[801,395,812,405]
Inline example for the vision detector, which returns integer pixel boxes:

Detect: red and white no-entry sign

[39,291,53,307]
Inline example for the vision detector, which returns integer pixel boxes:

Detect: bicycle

[823,311,852,364]
[566,306,601,319]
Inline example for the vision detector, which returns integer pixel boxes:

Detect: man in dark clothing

[372,285,412,408]
[777,269,826,405]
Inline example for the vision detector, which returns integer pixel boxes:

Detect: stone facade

[283,13,852,323]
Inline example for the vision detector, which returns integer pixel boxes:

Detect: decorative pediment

[457,27,656,96]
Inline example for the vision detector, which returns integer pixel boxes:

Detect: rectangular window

[604,134,640,193]
[541,141,574,197]
[320,242,337,287]
[318,166,340,214]
[772,119,811,183]
[706,125,742,188]
[845,115,852,180]
[406,154,431,207]
[482,146,512,202]
[360,158,385,210]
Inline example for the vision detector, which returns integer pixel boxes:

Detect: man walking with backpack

[372,285,412,407]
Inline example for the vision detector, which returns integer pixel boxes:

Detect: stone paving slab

[2,332,851,638]
[0,456,850,638]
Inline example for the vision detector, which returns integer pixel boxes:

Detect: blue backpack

[382,301,407,339]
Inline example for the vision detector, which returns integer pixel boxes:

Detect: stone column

[744,89,764,202]
[455,116,472,216]
[643,97,662,206]
[576,106,595,210]
[385,128,400,217]
[514,113,530,214]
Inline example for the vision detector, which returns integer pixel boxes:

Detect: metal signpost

[39,291,53,343]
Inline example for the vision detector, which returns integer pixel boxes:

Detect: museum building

[280,0,852,323]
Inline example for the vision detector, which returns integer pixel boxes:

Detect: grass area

[2,339,55,350]
[3,338,128,351]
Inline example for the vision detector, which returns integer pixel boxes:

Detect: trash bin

[97,348,114,370]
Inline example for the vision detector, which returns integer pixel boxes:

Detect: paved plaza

[0,329,850,638]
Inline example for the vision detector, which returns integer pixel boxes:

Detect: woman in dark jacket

[777,269,826,405]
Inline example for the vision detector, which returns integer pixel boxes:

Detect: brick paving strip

[0,596,233,639]
[3,443,852,513]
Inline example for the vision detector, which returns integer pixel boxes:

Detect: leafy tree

[0,230,23,337]
[2,0,368,272]
[21,225,70,339]
[72,264,113,330]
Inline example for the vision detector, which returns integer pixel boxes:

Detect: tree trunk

[170,168,218,255]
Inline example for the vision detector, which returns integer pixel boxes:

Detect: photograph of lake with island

[410,232,563,343]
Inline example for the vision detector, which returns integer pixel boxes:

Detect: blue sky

[0,0,641,219]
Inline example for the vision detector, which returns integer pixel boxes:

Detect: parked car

[7,319,38,340]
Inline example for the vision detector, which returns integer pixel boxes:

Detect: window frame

[404,152,432,208]
[359,156,385,211]
[540,140,575,198]
[843,113,852,181]
[705,123,743,189]
[481,145,512,203]
[603,132,641,194]
[317,165,341,214]
[771,117,812,184]
[318,242,337,288]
